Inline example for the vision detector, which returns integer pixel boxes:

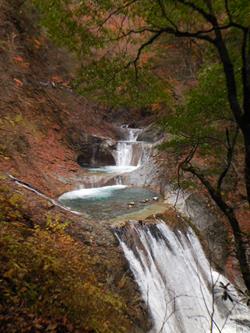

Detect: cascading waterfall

[116,141,134,166]
[58,123,250,329]
[115,221,250,333]
[115,127,143,167]
[88,126,145,174]
[58,126,159,219]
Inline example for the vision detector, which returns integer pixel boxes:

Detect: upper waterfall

[115,221,250,333]
[115,127,143,167]
[116,141,134,166]
[58,125,160,219]
[88,126,144,174]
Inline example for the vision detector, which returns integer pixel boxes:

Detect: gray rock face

[164,185,228,268]
[120,145,166,193]
[137,124,164,143]
[73,135,116,167]
[186,194,228,263]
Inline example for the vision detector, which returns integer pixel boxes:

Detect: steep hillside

[0,1,152,332]
[1,1,249,332]
[0,0,122,196]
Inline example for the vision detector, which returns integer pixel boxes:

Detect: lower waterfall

[115,221,250,333]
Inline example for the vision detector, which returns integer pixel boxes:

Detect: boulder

[68,132,116,167]
[137,124,164,143]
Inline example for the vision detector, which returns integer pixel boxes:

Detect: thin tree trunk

[242,126,250,205]
[182,164,250,292]
[227,210,250,292]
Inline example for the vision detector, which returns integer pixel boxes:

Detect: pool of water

[58,185,158,220]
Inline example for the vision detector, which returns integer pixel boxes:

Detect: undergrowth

[0,183,129,333]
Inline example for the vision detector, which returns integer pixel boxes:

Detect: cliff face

[0,0,122,196]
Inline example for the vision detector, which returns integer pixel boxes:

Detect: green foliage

[75,57,169,107]
[31,0,245,174]
[162,63,230,140]
[161,55,242,158]
[45,213,70,232]
[226,0,250,26]
[32,0,91,52]
[31,0,171,107]
[30,0,246,112]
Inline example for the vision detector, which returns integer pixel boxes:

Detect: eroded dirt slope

[0,0,120,196]
[0,2,151,332]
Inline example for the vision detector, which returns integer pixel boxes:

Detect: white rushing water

[115,221,250,333]
[58,185,127,200]
[115,127,142,168]
[89,165,138,174]
[59,126,151,202]
[89,127,143,174]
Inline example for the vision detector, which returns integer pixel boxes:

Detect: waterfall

[115,221,250,333]
[88,127,144,174]
[116,141,134,166]
[115,128,142,167]
[59,125,160,219]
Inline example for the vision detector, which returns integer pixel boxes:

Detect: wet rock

[74,135,116,167]
[137,124,164,143]
[140,199,149,204]
[164,185,228,268]
[128,202,136,208]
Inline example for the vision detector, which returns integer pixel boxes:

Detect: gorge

[58,125,250,332]
[1,1,250,332]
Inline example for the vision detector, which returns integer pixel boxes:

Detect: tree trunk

[182,164,250,292]
[207,196,250,292]
[242,124,250,205]
[226,210,250,292]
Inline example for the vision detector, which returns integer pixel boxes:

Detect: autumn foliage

[0,184,130,333]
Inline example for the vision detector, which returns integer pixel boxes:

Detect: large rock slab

[68,132,116,167]
[164,185,228,268]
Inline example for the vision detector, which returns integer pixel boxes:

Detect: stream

[59,126,250,333]
[59,126,159,219]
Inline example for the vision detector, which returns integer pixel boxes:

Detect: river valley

[1,2,250,331]
[58,125,250,333]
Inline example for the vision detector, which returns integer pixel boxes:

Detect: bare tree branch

[217,127,239,193]
[224,0,246,30]
[110,27,160,41]
[98,0,138,29]
[176,0,216,24]
[125,30,164,79]
[241,28,250,115]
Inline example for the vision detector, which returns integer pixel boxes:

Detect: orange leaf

[13,55,24,63]
[13,78,23,87]
[51,75,64,83]
[34,38,42,49]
